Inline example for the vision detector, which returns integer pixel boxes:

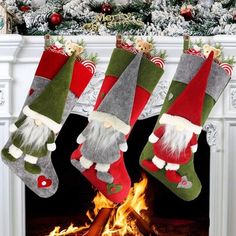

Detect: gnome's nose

[176,124,184,131]
[35,119,42,126]
[103,121,112,128]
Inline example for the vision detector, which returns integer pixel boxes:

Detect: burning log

[128,207,158,236]
[86,208,113,236]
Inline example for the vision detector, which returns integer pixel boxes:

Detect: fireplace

[25,114,210,236]
[0,35,236,236]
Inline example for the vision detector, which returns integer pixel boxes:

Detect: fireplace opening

[26,114,210,236]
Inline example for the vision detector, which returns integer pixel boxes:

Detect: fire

[48,175,149,236]
[103,176,148,236]
[48,224,85,236]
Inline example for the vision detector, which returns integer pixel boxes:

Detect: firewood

[128,207,158,236]
[86,208,113,236]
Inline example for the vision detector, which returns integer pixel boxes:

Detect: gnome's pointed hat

[23,53,76,133]
[159,51,214,134]
[89,53,143,135]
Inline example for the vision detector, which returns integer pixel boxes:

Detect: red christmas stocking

[71,47,164,203]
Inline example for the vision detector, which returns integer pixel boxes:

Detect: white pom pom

[191,144,198,153]
[47,143,56,151]
[76,134,86,144]
[119,142,128,152]
[148,133,159,143]
[9,123,18,133]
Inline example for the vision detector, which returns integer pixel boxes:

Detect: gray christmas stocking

[1,43,95,198]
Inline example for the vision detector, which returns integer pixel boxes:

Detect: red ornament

[233,10,236,22]
[19,5,30,12]
[49,12,62,26]
[101,2,113,15]
[180,4,193,21]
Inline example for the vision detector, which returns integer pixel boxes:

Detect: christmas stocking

[71,44,165,203]
[1,43,94,198]
[140,44,232,201]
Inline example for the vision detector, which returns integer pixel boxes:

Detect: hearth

[26,114,210,236]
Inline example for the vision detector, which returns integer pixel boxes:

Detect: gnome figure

[3,53,76,174]
[142,52,214,187]
[75,53,143,184]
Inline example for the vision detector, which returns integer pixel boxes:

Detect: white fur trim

[89,111,131,135]
[77,134,86,144]
[165,163,180,171]
[80,156,93,169]
[119,142,128,152]
[152,156,165,169]
[95,163,110,172]
[149,133,159,143]
[191,144,198,153]
[159,113,202,134]
[8,144,23,159]
[47,143,56,151]
[23,106,62,133]
[24,155,38,164]
[9,123,18,133]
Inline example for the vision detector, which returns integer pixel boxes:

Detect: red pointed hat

[159,51,214,134]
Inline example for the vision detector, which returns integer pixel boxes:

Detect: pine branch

[222,0,236,9]
[108,22,143,32]
[87,53,99,63]
[117,0,152,15]
[190,38,205,48]
[220,55,235,65]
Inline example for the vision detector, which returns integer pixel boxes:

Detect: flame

[102,176,148,236]
[48,175,148,236]
[48,224,86,236]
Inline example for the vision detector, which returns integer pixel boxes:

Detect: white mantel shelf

[0,35,236,236]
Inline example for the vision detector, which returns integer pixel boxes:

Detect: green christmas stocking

[140,45,232,201]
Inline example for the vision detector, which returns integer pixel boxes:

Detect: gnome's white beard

[162,124,193,156]
[16,117,51,150]
[87,120,121,151]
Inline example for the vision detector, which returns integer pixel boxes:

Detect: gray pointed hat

[89,52,143,135]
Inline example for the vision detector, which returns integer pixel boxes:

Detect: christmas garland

[1,0,236,35]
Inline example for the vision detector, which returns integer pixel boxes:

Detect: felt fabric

[11,116,55,157]
[152,126,198,165]
[80,123,126,164]
[174,54,230,101]
[140,53,231,201]
[89,53,143,135]
[1,50,94,198]
[35,50,68,80]
[28,54,76,126]
[74,53,143,184]
[160,52,214,130]
[106,48,162,93]
[71,48,164,203]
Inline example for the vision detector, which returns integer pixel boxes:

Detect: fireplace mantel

[0,35,236,236]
